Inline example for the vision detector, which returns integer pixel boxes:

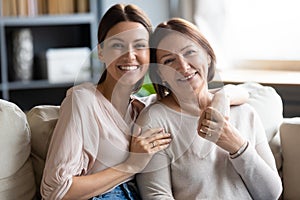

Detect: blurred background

[1,0,299,117]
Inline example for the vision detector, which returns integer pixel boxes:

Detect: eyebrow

[158,45,194,60]
[107,38,124,43]
[107,38,148,43]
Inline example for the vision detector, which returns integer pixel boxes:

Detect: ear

[157,67,166,81]
[97,44,104,61]
[207,54,211,67]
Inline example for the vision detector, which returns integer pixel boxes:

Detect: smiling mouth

[178,72,197,81]
[118,65,139,71]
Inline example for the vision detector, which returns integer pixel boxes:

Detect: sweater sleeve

[136,151,174,200]
[41,86,98,200]
[135,105,175,199]
[230,108,282,200]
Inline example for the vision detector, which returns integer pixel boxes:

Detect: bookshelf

[0,0,100,110]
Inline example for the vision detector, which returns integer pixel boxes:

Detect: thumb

[198,109,206,132]
[131,124,142,137]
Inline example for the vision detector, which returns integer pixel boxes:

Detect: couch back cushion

[0,99,35,199]
[238,82,283,141]
[26,105,60,198]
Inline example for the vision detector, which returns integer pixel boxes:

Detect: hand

[197,107,245,154]
[125,126,172,172]
[211,89,230,118]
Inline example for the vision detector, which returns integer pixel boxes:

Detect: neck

[97,80,134,117]
[167,88,212,116]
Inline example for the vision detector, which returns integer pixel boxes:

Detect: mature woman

[136,18,282,200]
[40,4,172,200]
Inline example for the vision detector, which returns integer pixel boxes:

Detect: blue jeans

[90,181,141,200]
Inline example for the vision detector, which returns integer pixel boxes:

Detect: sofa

[0,82,299,200]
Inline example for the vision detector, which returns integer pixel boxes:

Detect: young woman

[40,4,172,200]
[136,18,282,199]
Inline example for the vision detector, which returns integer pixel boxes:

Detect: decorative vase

[12,28,34,81]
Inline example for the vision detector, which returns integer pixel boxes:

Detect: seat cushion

[0,99,35,199]
[280,118,300,200]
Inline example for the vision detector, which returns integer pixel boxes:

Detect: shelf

[1,13,96,26]
[0,0,99,110]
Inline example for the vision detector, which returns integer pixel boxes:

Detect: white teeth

[119,66,138,71]
[179,73,194,81]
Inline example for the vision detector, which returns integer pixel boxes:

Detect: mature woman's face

[156,32,210,95]
[98,21,150,85]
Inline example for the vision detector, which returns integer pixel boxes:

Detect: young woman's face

[99,21,150,85]
[156,32,210,95]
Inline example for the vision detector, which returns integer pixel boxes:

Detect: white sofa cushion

[280,117,300,200]
[0,99,35,199]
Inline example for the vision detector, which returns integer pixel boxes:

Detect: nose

[177,55,190,73]
[123,45,136,61]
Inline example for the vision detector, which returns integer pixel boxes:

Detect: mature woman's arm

[135,108,175,200]
[229,109,282,200]
[136,151,174,200]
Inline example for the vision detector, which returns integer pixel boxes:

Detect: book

[58,0,74,14]
[10,0,18,16]
[48,0,58,14]
[17,0,28,16]
[28,0,38,16]
[37,0,47,15]
[76,0,89,13]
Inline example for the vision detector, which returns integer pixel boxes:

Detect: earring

[161,80,170,96]
[162,80,167,86]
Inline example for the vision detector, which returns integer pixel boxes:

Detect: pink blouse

[40,83,155,199]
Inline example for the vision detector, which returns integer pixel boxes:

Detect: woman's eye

[163,58,175,65]
[112,43,124,49]
[134,43,147,49]
[184,49,196,56]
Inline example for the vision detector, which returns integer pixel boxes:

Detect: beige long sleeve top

[136,102,282,200]
[40,83,155,199]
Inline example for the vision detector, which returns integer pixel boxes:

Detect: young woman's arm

[210,84,249,106]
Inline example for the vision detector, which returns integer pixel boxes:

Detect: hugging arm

[210,84,249,106]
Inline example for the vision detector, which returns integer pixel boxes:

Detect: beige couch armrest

[280,117,300,200]
[0,99,36,199]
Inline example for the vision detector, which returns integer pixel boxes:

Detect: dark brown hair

[97,4,152,94]
[149,18,216,99]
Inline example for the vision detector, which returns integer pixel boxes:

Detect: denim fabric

[90,181,141,200]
